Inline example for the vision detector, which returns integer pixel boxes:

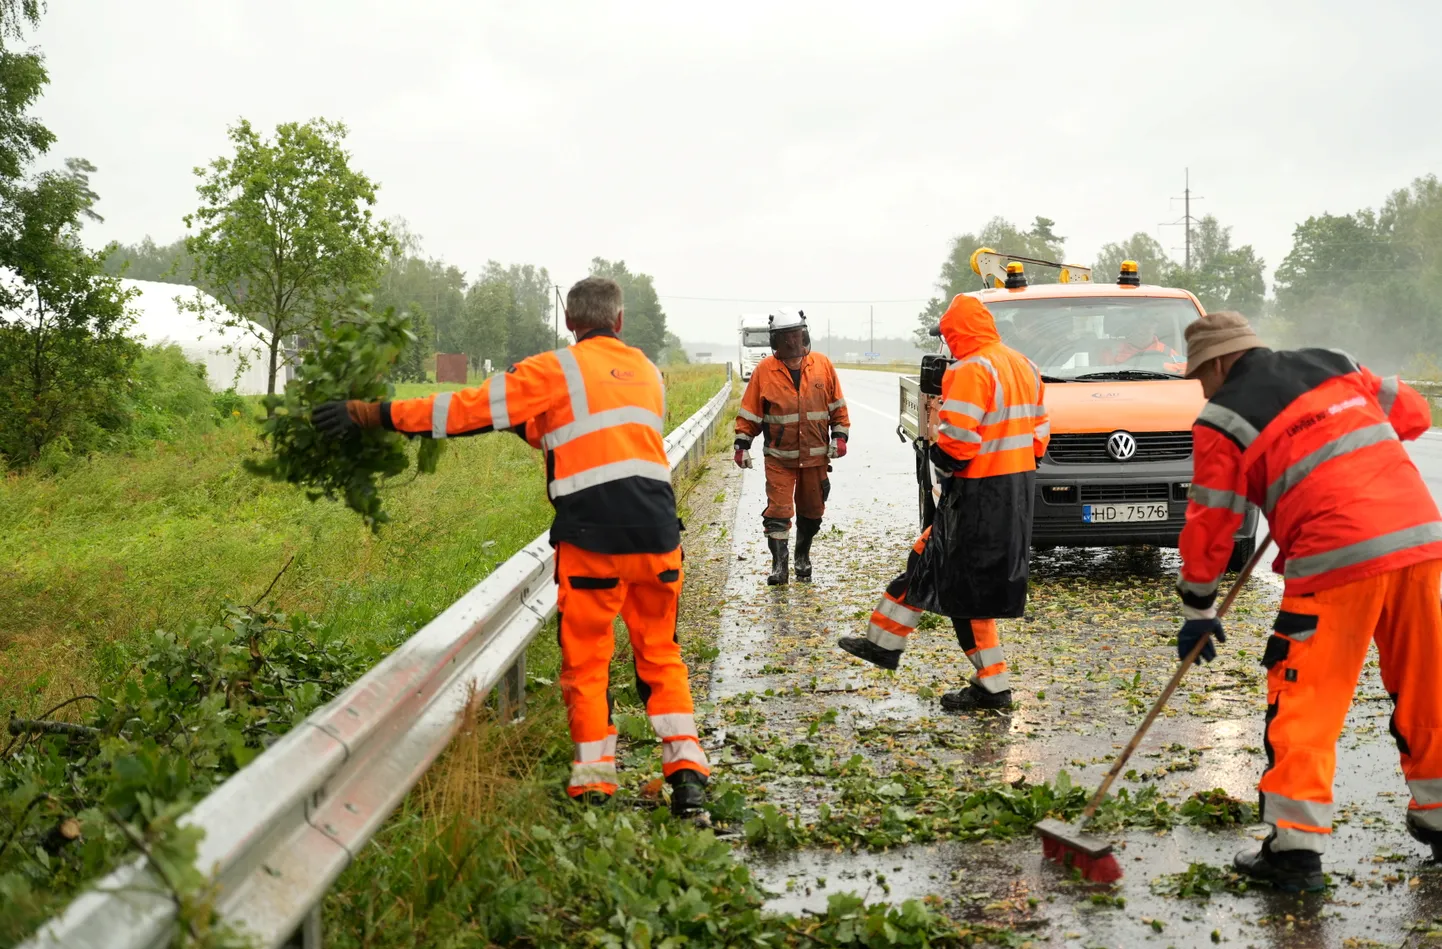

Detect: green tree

[589,257,667,359]
[1168,215,1266,314]
[183,118,395,396]
[661,330,690,365]
[914,216,1067,344]
[494,261,557,362]
[372,217,466,358]
[1091,232,1172,286]
[460,272,512,371]
[0,1,136,469]
[101,235,196,285]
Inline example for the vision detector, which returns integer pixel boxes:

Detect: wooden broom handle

[1078,534,1271,823]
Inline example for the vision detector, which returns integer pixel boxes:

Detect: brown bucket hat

[1184,311,1265,377]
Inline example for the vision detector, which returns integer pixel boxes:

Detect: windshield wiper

[1040,374,1070,384]
[1071,369,1182,381]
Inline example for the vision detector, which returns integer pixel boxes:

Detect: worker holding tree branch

[1176,311,1442,890]
[733,309,850,584]
[310,277,710,817]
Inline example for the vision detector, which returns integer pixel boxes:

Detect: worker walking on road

[1175,311,1442,891]
[838,294,1048,711]
[734,309,850,584]
[309,277,710,816]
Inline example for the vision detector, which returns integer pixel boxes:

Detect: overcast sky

[31,1,1442,344]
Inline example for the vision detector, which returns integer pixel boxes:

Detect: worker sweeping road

[309,276,710,817]
[733,309,850,584]
[1176,311,1442,891]
[837,294,1048,711]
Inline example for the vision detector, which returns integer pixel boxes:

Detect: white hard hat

[768,309,806,332]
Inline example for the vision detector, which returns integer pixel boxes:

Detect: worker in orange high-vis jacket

[310,277,710,817]
[838,294,1048,712]
[733,309,850,585]
[1175,311,1442,892]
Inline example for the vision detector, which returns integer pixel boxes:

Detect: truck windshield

[984,296,1198,380]
[742,328,771,348]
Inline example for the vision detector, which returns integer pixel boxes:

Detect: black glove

[312,401,358,438]
[1177,617,1226,664]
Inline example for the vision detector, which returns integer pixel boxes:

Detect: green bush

[114,344,222,446]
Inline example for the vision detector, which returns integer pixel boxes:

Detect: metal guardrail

[23,367,734,949]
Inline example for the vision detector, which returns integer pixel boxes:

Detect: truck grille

[1047,431,1193,463]
[1079,483,1171,502]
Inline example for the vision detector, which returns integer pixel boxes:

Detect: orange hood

[940,294,1000,359]
[1044,379,1205,434]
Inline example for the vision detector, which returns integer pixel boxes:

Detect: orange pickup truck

[898,250,1260,571]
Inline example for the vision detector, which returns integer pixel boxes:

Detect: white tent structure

[121,279,271,395]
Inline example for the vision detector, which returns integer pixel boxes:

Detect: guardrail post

[500,655,526,722]
[281,907,322,949]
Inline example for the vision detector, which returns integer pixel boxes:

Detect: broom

[1033,533,1270,883]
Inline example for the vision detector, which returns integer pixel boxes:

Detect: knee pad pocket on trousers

[569,576,619,589]
[1273,609,1318,638]
[1261,635,1291,670]
[822,478,831,502]
[658,569,680,583]
[1388,692,1412,756]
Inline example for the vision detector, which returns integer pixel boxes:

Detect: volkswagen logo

[1107,430,1138,461]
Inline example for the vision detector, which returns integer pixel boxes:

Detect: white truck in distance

[738,314,771,380]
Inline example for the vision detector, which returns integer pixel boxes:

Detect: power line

[1159,167,1205,269]
[655,293,931,304]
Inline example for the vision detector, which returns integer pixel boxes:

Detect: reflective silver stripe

[1285,522,1442,579]
[831,426,849,436]
[431,391,453,439]
[956,354,1005,412]
[1189,484,1250,514]
[1410,805,1442,832]
[738,406,763,423]
[488,372,510,431]
[569,761,618,787]
[972,669,1011,693]
[875,596,923,627]
[1177,575,1222,598]
[1287,627,1317,644]
[979,434,1035,454]
[828,398,847,411]
[649,713,697,738]
[805,411,830,421]
[541,406,664,450]
[941,400,986,421]
[1262,791,1334,829]
[766,527,790,539]
[661,739,709,768]
[1271,825,1327,852]
[763,446,802,459]
[1198,401,1260,448]
[1182,602,1218,621]
[982,403,1045,425]
[1034,421,1050,438]
[1327,348,1360,372]
[549,459,672,498]
[808,446,829,456]
[939,422,982,443]
[866,624,909,651]
[1264,423,1397,513]
[764,413,800,423]
[556,347,589,418]
[574,734,618,763]
[1410,778,1442,807]
[970,646,1006,670]
[1379,375,1400,415]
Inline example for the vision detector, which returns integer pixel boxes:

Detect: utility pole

[869,305,874,360]
[1159,168,1204,270]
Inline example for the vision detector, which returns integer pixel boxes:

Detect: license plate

[1082,502,1168,523]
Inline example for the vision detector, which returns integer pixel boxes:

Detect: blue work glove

[1177,617,1226,664]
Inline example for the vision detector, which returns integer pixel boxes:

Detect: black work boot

[794,517,822,582]
[668,769,708,817]
[574,790,612,807]
[767,538,789,585]
[837,636,901,670]
[1406,812,1442,862]
[1233,837,1326,892]
[940,685,1013,712]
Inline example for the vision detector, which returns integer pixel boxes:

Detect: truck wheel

[1228,537,1256,573]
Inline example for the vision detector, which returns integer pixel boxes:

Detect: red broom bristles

[1040,835,1123,883]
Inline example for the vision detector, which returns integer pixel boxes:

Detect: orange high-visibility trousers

[1260,558,1442,852]
[761,458,829,538]
[861,527,1010,693]
[556,542,710,797]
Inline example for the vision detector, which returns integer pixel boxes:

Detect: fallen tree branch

[7,717,101,738]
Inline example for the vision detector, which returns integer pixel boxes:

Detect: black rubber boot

[794,517,822,582]
[940,685,1013,711]
[838,636,900,670]
[767,538,789,585]
[1406,812,1442,862]
[669,769,708,817]
[1233,837,1326,892]
[574,790,612,807]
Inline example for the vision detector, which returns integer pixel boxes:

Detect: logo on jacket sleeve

[1106,431,1137,461]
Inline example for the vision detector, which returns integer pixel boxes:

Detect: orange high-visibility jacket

[382,330,679,554]
[906,294,1048,620]
[1179,348,1442,611]
[734,352,849,468]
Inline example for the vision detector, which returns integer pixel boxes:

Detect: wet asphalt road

[706,368,1442,949]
